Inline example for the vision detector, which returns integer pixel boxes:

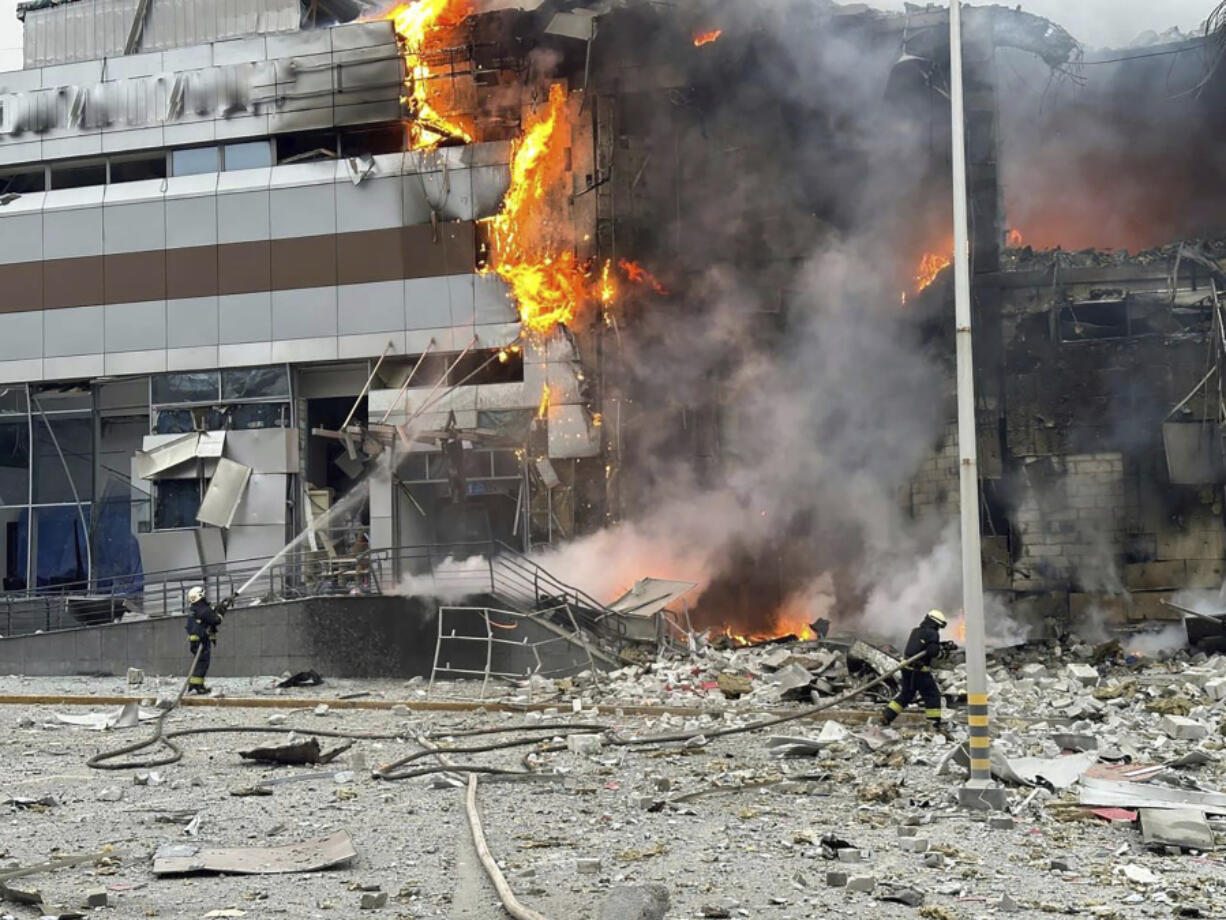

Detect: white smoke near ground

[397,555,491,603]
[1123,625,1188,657]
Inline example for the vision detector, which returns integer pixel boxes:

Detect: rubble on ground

[0,630,1225,917]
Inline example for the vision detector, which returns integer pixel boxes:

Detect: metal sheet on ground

[1140,808,1214,850]
[151,829,356,876]
[1080,777,1226,814]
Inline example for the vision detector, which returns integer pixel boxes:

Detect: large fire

[384,0,474,149]
[693,29,723,47]
[915,252,951,292]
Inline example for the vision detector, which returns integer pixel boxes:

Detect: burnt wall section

[0,595,594,678]
[913,253,1226,634]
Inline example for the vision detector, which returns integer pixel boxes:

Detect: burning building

[0,0,1218,655]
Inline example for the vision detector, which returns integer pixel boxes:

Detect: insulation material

[196,459,252,529]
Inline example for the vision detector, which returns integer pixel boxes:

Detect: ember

[618,259,669,295]
[382,0,474,149]
[693,29,723,47]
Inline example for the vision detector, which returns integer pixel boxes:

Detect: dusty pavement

[1,637,1226,919]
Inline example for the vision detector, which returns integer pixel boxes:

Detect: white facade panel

[43,353,105,380]
[44,304,104,357]
[105,300,168,352]
[271,286,337,339]
[0,212,44,265]
[104,347,168,375]
[218,291,272,343]
[269,183,337,239]
[166,196,219,248]
[335,175,403,233]
[167,296,220,347]
[0,357,44,383]
[270,336,338,363]
[216,190,270,243]
[404,276,455,330]
[0,310,44,361]
[217,341,272,367]
[103,201,167,254]
[337,280,403,335]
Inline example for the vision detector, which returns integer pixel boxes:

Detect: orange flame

[952,618,967,644]
[384,0,474,149]
[1005,229,1024,248]
[479,84,590,336]
[693,29,723,46]
[537,383,551,420]
[618,259,669,295]
[915,252,951,292]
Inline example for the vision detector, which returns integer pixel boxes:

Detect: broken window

[229,403,290,430]
[154,479,204,530]
[221,367,289,400]
[152,372,220,405]
[276,130,340,164]
[32,415,92,504]
[1058,299,1129,341]
[50,161,106,189]
[109,152,168,184]
[0,418,29,506]
[341,126,406,158]
[0,166,45,194]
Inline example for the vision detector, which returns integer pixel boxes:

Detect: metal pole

[949,1,1005,812]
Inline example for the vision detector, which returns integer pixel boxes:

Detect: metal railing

[0,538,629,649]
[428,603,598,699]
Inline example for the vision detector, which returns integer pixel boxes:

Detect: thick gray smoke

[533,0,994,646]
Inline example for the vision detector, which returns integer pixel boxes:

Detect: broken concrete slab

[151,829,356,876]
[1160,715,1208,740]
[1139,808,1214,851]
[1066,663,1099,686]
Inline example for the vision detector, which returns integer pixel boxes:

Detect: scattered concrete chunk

[826,872,848,888]
[83,889,108,908]
[598,884,669,920]
[988,815,1015,830]
[566,734,606,755]
[899,837,929,853]
[846,876,876,893]
[359,890,387,909]
[126,667,144,686]
[577,858,603,875]
[1160,715,1208,741]
[836,848,865,863]
[1066,664,1099,686]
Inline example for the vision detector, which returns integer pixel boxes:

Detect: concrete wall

[0,594,596,679]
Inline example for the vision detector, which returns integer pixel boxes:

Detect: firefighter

[185,586,230,695]
[880,609,957,733]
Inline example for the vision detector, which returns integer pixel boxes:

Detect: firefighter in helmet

[880,609,957,733]
[185,586,230,695]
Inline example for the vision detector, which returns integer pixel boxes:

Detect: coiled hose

[88,651,925,776]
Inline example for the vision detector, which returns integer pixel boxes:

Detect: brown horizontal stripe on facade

[0,221,479,314]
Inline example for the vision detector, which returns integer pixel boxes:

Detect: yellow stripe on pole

[969,735,991,748]
[968,714,989,727]
[967,693,989,705]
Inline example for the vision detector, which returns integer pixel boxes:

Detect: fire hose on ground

[83,649,928,920]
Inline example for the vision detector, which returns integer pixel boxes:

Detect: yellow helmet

[926,609,947,628]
